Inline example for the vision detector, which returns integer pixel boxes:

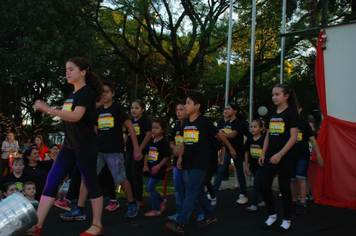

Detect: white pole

[225,0,233,107]
[249,0,256,127]
[280,0,287,84]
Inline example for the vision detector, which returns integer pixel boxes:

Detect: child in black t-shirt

[23,181,38,205]
[143,119,170,217]
[0,157,29,194]
[126,99,152,208]
[259,84,299,232]
[244,119,266,212]
[166,92,236,235]
[1,182,18,199]
[291,107,324,215]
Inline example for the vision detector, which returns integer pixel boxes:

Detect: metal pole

[249,0,256,127]
[280,0,287,84]
[225,0,233,108]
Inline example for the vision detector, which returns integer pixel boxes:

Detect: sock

[280,219,291,229]
[265,214,277,226]
[77,206,85,212]
[211,197,217,206]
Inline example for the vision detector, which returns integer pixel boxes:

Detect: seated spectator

[22,137,33,152]
[23,181,39,206]
[1,182,18,199]
[43,144,59,167]
[23,147,51,200]
[0,157,30,193]
[34,135,49,161]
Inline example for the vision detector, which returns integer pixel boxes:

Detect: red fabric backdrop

[308,31,356,209]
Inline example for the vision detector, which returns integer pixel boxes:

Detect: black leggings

[125,151,144,202]
[42,146,102,199]
[260,154,296,220]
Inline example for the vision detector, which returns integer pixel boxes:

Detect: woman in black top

[29,57,104,236]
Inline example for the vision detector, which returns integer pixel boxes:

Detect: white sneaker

[236,194,248,204]
[207,193,212,200]
[211,197,217,206]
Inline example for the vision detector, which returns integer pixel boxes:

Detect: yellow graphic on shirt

[62,102,73,111]
[148,149,159,161]
[133,124,141,135]
[175,135,184,146]
[224,127,232,134]
[98,116,114,129]
[184,129,199,143]
[269,121,285,134]
[297,131,303,142]
[250,147,262,158]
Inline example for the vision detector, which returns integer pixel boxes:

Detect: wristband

[278,152,283,157]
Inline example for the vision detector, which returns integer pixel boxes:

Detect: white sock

[280,219,291,229]
[265,214,277,226]
[211,197,217,206]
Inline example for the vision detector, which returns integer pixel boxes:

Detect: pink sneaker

[54,198,72,211]
[105,200,120,211]
[160,199,167,212]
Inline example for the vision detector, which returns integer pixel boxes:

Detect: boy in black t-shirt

[166,92,236,235]
[0,157,30,195]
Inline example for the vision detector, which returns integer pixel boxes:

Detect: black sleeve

[289,108,300,128]
[76,88,94,108]
[244,137,251,152]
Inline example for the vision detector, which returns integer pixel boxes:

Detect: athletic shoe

[258,201,266,207]
[197,213,204,222]
[144,210,161,217]
[207,193,212,200]
[136,201,144,208]
[231,186,239,190]
[125,203,139,218]
[246,205,258,212]
[160,199,167,212]
[210,197,217,206]
[59,206,86,221]
[197,216,217,227]
[236,194,248,204]
[165,221,185,235]
[54,198,72,211]
[296,204,306,215]
[105,200,120,211]
[291,201,298,213]
[167,213,178,222]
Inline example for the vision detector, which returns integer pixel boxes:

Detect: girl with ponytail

[29,57,104,236]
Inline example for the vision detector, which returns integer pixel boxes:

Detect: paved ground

[36,177,356,236]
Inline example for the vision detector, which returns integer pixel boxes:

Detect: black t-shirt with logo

[296,119,314,159]
[126,115,152,153]
[62,86,97,149]
[266,106,299,157]
[244,133,265,173]
[143,138,170,180]
[0,172,31,193]
[96,103,129,153]
[170,121,184,167]
[223,118,244,156]
[208,135,223,173]
[182,115,219,170]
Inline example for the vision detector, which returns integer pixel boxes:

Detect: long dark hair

[23,147,37,165]
[274,84,299,110]
[132,99,147,116]
[228,102,249,136]
[67,57,103,102]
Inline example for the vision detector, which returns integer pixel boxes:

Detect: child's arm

[150,157,169,176]
[124,119,143,161]
[218,146,226,166]
[177,145,185,170]
[244,151,250,176]
[309,136,324,168]
[170,141,182,157]
[259,130,270,166]
[140,130,153,154]
[216,132,236,158]
[269,127,298,164]
[219,130,238,139]
[143,154,149,172]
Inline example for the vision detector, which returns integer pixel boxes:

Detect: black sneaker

[291,201,298,213]
[165,221,185,235]
[197,216,217,227]
[296,204,306,215]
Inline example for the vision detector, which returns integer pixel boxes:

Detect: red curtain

[308,31,356,209]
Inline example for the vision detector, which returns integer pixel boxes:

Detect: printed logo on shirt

[224,126,233,134]
[15,182,24,192]
[297,130,303,142]
[175,135,184,146]
[62,99,73,111]
[148,146,159,162]
[308,141,313,155]
[269,119,285,134]
[133,123,141,135]
[98,113,114,130]
[250,145,262,159]
[183,126,199,144]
